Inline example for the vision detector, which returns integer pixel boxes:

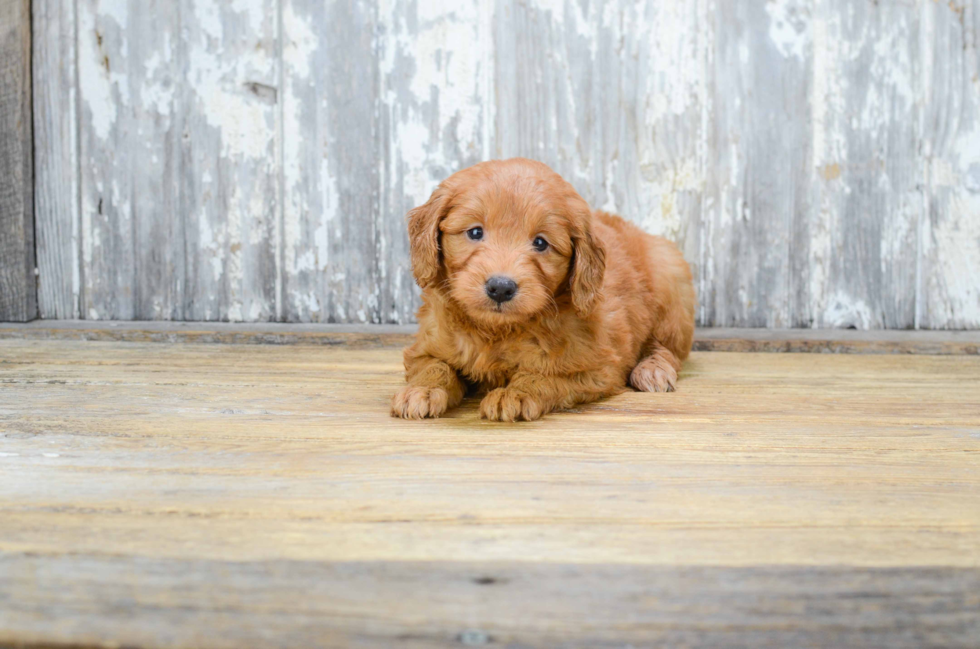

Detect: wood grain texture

[2,559,978,648]
[179,0,281,322]
[809,0,920,329]
[702,0,812,328]
[75,0,180,319]
[2,321,980,354]
[918,0,980,328]
[29,0,980,328]
[0,341,978,646]
[0,0,36,322]
[32,0,80,320]
[280,0,380,324]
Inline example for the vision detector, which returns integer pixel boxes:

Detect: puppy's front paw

[480,388,546,422]
[630,357,678,393]
[391,386,450,419]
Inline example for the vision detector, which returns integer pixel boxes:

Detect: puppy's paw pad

[391,386,449,419]
[630,360,677,393]
[480,388,545,422]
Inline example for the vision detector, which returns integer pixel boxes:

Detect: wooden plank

[0,0,36,322]
[918,0,980,328]
[702,0,813,328]
[75,0,181,319]
[0,341,978,646]
[2,557,977,648]
[125,1,182,320]
[690,326,980,354]
[809,0,920,328]
[32,0,80,319]
[280,0,380,324]
[0,320,418,348]
[1,321,979,354]
[178,0,280,322]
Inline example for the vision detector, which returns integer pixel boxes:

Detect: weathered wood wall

[31,0,980,328]
[1,0,36,322]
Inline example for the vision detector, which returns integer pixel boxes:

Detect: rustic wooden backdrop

[31,0,980,328]
[1,0,35,322]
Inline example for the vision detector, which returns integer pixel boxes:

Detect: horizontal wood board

[1,321,979,354]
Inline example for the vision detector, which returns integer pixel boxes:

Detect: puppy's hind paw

[480,388,545,422]
[630,357,678,393]
[391,386,449,419]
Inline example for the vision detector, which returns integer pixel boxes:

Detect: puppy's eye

[466,227,484,241]
[532,236,549,252]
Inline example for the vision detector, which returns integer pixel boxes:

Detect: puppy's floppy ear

[407,185,452,289]
[570,210,606,316]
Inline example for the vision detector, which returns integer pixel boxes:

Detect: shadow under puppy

[392,158,695,422]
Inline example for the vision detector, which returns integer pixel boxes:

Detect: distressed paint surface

[919,0,980,329]
[33,0,980,328]
[281,0,381,324]
[702,0,813,328]
[180,0,280,322]
[809,0,920,328]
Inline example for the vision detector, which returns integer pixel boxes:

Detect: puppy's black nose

[485,276,518,304]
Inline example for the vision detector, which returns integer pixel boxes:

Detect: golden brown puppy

[391,158,695,422]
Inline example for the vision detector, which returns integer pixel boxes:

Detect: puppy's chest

[449,331,549,387]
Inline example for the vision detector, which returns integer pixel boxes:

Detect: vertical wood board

[281,0,380,324]
[179,0,280,322]
[33,0,79,319]
[918,0,980,329]
[0,0,36,322]
[702,0,813,328]
[808,0,921,329]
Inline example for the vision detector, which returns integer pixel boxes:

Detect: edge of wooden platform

[1,321,978,354]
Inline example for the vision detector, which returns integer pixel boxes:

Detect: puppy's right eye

[466,227,484,241]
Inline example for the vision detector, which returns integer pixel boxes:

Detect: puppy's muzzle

[485,276,518,304]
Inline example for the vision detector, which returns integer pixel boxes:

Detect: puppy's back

[592,210,696,362]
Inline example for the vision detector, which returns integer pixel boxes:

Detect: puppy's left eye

[532,236,549,252]
[466,227,484,241]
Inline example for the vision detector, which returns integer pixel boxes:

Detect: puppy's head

[408,158,605,326]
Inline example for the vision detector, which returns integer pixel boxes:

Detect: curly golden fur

[391,158,695,422]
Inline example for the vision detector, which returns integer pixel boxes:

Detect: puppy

[391,158,695,421]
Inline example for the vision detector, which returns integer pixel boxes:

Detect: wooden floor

[1,337,979,647]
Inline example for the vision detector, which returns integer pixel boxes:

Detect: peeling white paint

[139,40,175,116]
[380,0,487,206]
[279,0,317,307]
[186,0,277,161]
[38,0,980,327]
[77,9,120,141]
[811,8,847,171]
[823,292,874,329]
[765,0,811,61]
